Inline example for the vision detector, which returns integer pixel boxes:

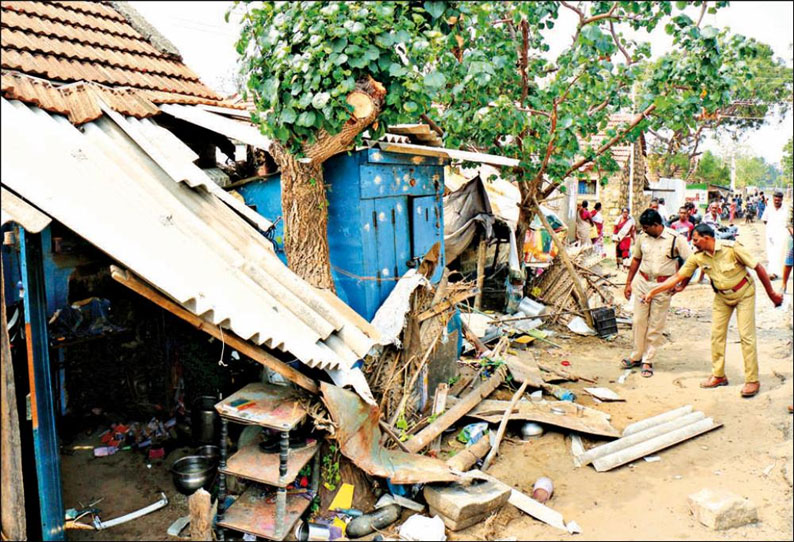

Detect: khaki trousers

[711,280,758,383]
[631,276,672,363]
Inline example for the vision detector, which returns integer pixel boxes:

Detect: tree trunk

[269,77,386,290]
[270,148,336,291]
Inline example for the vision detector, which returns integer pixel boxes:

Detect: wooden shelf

[218,486,313,541]
[221,441,319,488]
[215,383,307,431]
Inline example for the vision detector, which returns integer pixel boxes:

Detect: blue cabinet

[237,148,447,321]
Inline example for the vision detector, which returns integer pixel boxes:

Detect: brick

[687,488,758,530]
[423,480,510,523]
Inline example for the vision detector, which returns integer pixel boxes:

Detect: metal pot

[191,396,220,445]
[195,444,220,464]
[170,455,215,495]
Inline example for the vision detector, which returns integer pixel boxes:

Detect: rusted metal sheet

[215,383,307,431]
[463,399,621,438]
[321,383,458,484]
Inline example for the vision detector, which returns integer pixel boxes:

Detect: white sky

[128,1,793,166]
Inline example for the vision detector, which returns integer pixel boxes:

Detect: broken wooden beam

[430,383,449,454]
[379,420,412,453]
[418,288,479,322]
[110,266,319,394]
[474,237,487,310]
[188,488,212,541]
[481,380,529,470]
[446,436,492,472]
[405,366,506,454]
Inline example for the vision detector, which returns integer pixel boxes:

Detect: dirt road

[463,221,793,541]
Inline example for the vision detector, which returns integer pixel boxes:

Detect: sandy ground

[457,221,793,541]
[61,221,792,541]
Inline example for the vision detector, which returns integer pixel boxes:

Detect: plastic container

[191,396,220,445]
[457,422,489,445]
[518,297,546,317]
[591,307,618,337]
[532,476,554,503]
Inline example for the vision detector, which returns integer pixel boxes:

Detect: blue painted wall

[237,148,447,321]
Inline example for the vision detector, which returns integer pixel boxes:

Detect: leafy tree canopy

[692,150,730,185]
[783,138,793,186]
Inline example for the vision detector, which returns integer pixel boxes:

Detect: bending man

[644,223,783,397]
[622,209,692,377]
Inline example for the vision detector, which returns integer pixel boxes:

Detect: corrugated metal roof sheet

[0,0,242,114]
[1,98,379,378]
[1,186,52,233]
[160,103,273,151]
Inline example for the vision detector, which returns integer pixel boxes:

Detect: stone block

[428,505,492,531]
[423,480,510,523]
[687,488,758,530]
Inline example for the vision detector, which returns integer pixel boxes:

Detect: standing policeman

[645,223,783,397]
[621,209,692,378]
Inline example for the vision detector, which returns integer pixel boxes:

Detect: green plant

[320,444,341,491]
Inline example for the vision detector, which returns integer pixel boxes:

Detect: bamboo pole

[474,237,487,310]
[110,266,319,394]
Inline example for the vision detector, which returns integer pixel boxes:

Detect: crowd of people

[573,190,792,405]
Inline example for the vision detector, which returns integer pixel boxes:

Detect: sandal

[621,358,642,369]
[641,363,654,378]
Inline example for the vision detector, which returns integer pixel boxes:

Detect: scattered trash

[643,455,661,463]
[92,492,169,530]
[457,422,489,445]
[294,521,341,541]
[93,446,119,458]
[532,477,554,503]
[399,514,447,541]
[674,475,683,480]
[530,390,543,403]
[762,463,776,477]
[328,483,354,511]
[567,316,596,336]
[166,516,190,537]
[617,369,632,384]
[583,387,624,402]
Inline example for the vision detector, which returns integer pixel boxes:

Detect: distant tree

[783,138,793,186]
[735,155,768,188]
[692,150,730,185]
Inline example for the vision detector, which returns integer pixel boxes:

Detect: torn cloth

[321,383,458,484]
[443,175,495,263]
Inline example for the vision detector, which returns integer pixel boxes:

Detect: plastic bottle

[345,504,401,538]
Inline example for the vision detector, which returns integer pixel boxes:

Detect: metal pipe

[216,417,228,541]
[93,493,168,530]
[622,405,693,437]
[578,411,706,466]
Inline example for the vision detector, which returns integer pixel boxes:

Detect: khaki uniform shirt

[679,240,759,291]
[632,227,692,278]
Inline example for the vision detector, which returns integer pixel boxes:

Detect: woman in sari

[612,207,635,267]
[575,200,593,245]
[590,202,605,257]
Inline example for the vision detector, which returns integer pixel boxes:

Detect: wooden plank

[218,486,312,541]
[1,258,26,541]
[430,383,449,453]
[460,399,620,438]
[110,266,319,394]
[446,435,491,472]
[504,355,544,388]
[388,124,432,136]
[189,488,212,541]
[215,383,307,430]
[221,442,319,487]
[582,387,623,402]
[481,380,529,470]
[405,367,506,453]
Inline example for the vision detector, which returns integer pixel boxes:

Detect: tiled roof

[1,0,240,122]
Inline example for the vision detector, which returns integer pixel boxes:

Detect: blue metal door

[410,195,444,282]
[372,197,410,314]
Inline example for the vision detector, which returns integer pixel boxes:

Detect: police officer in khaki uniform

[645,223,783,397]
[621,209,692,377]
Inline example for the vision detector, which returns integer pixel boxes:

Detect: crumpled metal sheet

[321,383,459,484]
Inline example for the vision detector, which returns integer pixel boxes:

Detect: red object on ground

[299,476,308,488]
[148,447,165,460]
[561,360,571,367]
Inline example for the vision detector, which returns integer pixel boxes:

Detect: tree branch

[559,0,585,22]
[609,21,633,64]
[520,19,530,102]
[516,107,551,118]
[696,1,708,28]
[542,103,656,199]
[582,2,618,26]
